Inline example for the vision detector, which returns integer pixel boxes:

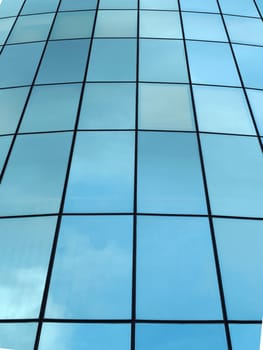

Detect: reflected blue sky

[230,324,261,350]
[0,323,37,349]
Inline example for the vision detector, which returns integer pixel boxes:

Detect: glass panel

[22,0,59,14]
[0,323,37,349]
[39,323,130,350]
[64,131,134,212]
[79,83,136,129]
[8,13,54,44]
[0,136,12,172]
[99,0,137,9]
[95,10,137,37]
[20,84,81,132]
[139,83,194,131]
[140,11,182,39]
[0,17,16,45]
[59,0,97,10]
[233,44,263,89]
[0,132,72,215]
[87,39,136,81]
[46,216,132,318]
[0,87,29,135]
[183,13,227,42]
[140,39,188,83]
[180,0,219,12]
[36,39,90,84]
[246,89,263,136]
[187,41,240,86]
[201,134,263,217]
[219,0,259,17]
[214,218,263,319]
[137,132,207,214]
[225,16,263,46]
[0,42,44,88]
[230,324,261,350]
[194,86,255,135]
[0,0,24,18]
[51,11,95,40]
[141,0,178,10]
[0,216,56,318]
[137,216,222,319]
[136,324,228,350]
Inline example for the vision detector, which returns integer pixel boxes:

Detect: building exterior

[0,0,263,349]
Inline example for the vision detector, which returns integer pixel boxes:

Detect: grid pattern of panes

[0,0,263,349]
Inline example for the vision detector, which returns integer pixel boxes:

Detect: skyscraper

[0,0,263,349]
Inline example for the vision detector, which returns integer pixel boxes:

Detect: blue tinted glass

[180,0,219,12]
[193,86,255,135]
[187,41,240,86]
[0,136,11,172]
[22,0,59,14]
[95,10,137,37]
[201,134,263,217]
[88,39,136,81]
[0,323,37,349]
[141,0,178,10]
[137,132,207,214]
[59,0,97,10]
[46,216,132,318]
[0,42,44,88]
[0,17,16,45]
[140,11,182,39]
[219,0,259,17]
[0,0,24,17]
[99,0,137,9]
[79,83,136,129]
[0,132,72,215]
[36,39,90,84]
[233,44,263,89]
[39,323,130,350]
[214,218,263,319]
[183,13,227,41]
[139,83,194,131]
[247,89,263,136]
[230,324,261,350]
[136,324,228,350]
[137,216,222,319]
[20,84,81,132]
[140,39,188,83]
[64,132,134,212]
[0,217,56,318]
[0,87,29,135]
[8,13,54,44]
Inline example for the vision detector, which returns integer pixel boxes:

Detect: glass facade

[0,0,262,349]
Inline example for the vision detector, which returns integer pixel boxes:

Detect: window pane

[247,89,263,136]
[201,134,263,217]
[79,83,136,129]
[95,10,137,37]
[137,132,206,214]
[139,83,194,131]
[219,0,259,17]
[36,39,90,84]
[20,84,81,132]
[46,216,132,318]
[0,132,72,215]
[180,0,219,12]
[0,136,12,172]
[99,0,137,9]
[214,218,263,319]
[64,132,134,212]
[194,86,255,135]
[59,0,97,10]
[0,323,37,349]
[0,87,29,135]
[0,216,56,318]
[8,13,54,44]
[140,39,188,83]
[141,0,178,10]
[22,0,59,14]
[39,324,130,350]
[136,324,228,350]
[0,0,24,18]
[51,11,95,40]
[230,324,261,350]
[233,44,263,89]
[87,39,136,81]
[183,13,227,42]
[140,11,182,39]
[0,42,44,88]
[0,17,16,45]
[187,41,240,86]
[137,216,222,319]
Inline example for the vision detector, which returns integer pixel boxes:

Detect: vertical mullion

[178,1,233,349]
[253,0,263,20]
[131,0,140,350]
[33,1,101,349]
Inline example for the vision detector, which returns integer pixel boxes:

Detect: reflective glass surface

[0,323,37,349]
[180,0,219,12]
[230,324,261,350]
[247,89,263,135]
[22,0,59,14]
[0,17,16,45]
